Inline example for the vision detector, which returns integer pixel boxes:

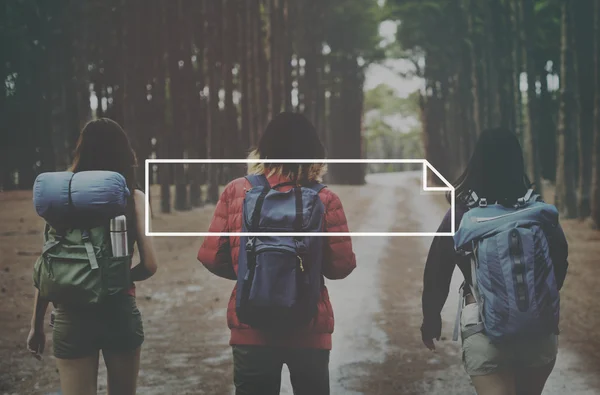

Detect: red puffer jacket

[197,173,356,350]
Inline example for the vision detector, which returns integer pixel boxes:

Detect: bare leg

[56,352,100,395]
[103,347,141,395]
[515,359,556,395]
[471,371,516,395]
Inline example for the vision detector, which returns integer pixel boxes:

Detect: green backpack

[33,224,133,305]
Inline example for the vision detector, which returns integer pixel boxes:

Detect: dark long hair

[248,112,326,183]
[71,118,138,192]
[70,118,138,237]
[451,127,532,206]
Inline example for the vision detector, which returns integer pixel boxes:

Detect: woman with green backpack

[421,128,569,395]
[26,118,159,395]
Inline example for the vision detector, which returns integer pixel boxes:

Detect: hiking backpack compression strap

[81,229,100,270]
[41,224,63,255]
[245,175,271,232]
[294,187,303,231]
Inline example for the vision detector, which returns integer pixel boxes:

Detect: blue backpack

[453,190,561,343]
[236,174,326,330]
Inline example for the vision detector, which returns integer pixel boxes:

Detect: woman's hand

[27,327,45,360]
[421,316,441,351]
[423,337,438,351]
[28,289,49,360]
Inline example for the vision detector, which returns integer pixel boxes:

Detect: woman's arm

[322,190,356,280]
[549,223,569,290]
[197,183,236,280]
[421,209,457,344]
[27,289,48,359]
[30,289,49,331]
[131,190,158,281]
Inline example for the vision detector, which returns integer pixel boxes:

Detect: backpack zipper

[297,255,305,272]
[254,246,305,272]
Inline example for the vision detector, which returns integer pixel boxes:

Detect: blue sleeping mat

[33,171,130,228]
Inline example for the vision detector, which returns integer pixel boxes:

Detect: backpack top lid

[453,189,559,252]
[33,170,130,229]
[243,174,325,232]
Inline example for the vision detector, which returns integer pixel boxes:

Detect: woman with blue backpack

[26,118,159,395]
[198,112,356,395]
[421,128,569,395]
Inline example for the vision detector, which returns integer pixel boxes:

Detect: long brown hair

[71,118,138,192]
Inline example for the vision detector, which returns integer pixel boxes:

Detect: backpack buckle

[467,191,479,208]
[245,237,256,253]
[478,198,487,208]
[294,239,307,255]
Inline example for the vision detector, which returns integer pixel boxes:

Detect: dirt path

[337,173,600,395]
[2,173,600,394]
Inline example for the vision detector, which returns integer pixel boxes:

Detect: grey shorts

[460,302,558,376]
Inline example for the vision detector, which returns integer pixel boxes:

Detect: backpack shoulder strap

[466,190,480,209]
[246,175,271,231]
[306,183,326,194]
[517,188,541,207]
[245,174,270,189]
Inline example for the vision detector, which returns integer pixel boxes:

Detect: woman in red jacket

[198,112,356,395]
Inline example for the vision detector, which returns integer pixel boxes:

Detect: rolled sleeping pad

[33,171,130,228]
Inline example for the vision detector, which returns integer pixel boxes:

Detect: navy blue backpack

[236,174,326,330]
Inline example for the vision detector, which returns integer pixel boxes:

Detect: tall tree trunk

[483,0,501,127]
[188,0,205,208]
[282,0,293,111]
[574,1,595,218]
[522,0,543,194]
[270,0,282,116]
[246,0,258,147]
[257,2,269,134]
[206,0,221,203]
[303,0,321,129]
[222,0,242,179]
[539,66,556,182]
[591,0,600,227]
[239,0,252,149]
[555,0,579,218]
[251,1,265,138]
[510,0,523,140]
[156,0,171,213]
[466,0,481,139]
[166,0,191,211]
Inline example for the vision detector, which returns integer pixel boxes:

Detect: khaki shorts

[460,302,558,376]
[52,294,144,359]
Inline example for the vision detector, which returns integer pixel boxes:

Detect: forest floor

[1,172,600,395]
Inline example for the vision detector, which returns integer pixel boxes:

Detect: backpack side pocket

[103,256,132,296]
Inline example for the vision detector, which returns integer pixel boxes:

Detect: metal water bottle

[110,215,129,257]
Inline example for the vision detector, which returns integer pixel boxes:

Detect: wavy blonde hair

[246,149,327,183]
